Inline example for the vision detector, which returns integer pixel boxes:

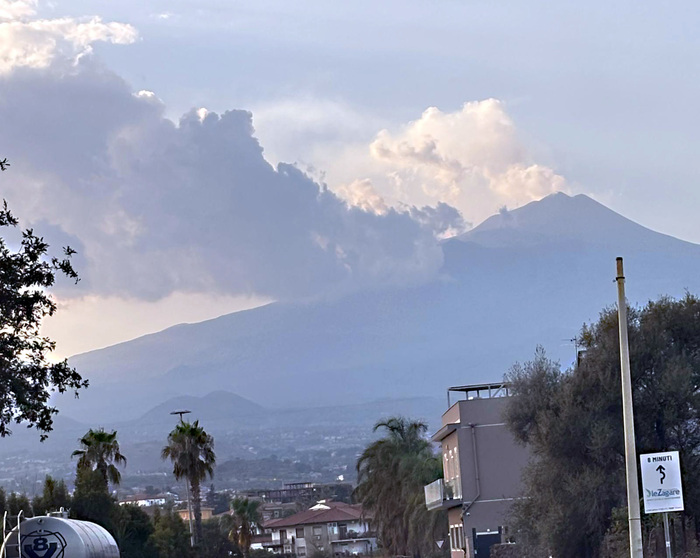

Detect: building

[178,506,214,522]
[265,501,376,558]
[118,494,172,507]
[424,383,529,558]
[240,482,353,505]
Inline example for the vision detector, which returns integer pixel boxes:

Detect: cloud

[0,51,460,302]
[320,99,568,224]
[0,0,137,73]
[335,179,389,215]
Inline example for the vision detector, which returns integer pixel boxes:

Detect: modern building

[425,383,529,558]
[265,500,376,557]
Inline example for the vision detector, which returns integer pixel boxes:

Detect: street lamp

[170,410,195,547]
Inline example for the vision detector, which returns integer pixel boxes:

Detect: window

[298,547,306,556]
[313,526,323,535]
[296,528,305,539]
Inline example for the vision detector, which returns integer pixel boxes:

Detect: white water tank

[14,516,119,558]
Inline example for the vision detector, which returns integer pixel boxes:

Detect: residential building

[118,494,172,507]
[425,383,529,558]
[265,501,376,558]
[178,506,214,522]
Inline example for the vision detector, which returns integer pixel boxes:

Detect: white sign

[640,451,684,513]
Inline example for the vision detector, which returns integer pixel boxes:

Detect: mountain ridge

[58,192,700,423]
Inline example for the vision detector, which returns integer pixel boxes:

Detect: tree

[0,160,86,439]
[229,497,261,558]
[504,294,700,558]
[161,420,216,546]
[201,517,239,558]
[7,492,32,517]
[72,428,127,486]
[32,475,71,515]
[355,416,447,558]
[150,506,193,558]
[112,504,158,558]
[71,466,116,528]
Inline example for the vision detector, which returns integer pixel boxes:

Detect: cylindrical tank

[14,516,119,558]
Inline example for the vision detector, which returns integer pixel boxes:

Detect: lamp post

[170,410,195,547]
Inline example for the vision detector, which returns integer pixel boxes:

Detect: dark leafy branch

[0,159,87,440]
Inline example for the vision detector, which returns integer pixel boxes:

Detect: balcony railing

[424,478,462,510]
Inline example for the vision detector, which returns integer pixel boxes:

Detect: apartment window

[298,547,306,556]
[450,525,464,551]
[313,526,322,535]
[296,528,305,539]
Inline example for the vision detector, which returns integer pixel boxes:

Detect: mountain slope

[58,193,700,423]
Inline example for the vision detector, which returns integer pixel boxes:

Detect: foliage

[505,295,700,557]
[150,506,193,558]
[206,485,231,514]
[31,475,71,515]
[355,416,447,558]
[0,487,5,517]
[7,492,32,516]
[162,419,216,546]
[201,517,239,558]
[112,504,158,558]
[72,428,127,486]
[71,466,116,528]
[228,497,261,558]
[0,161,86,439]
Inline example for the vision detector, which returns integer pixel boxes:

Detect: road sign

[640,451,684,514]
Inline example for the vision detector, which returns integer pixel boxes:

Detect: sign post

[640,451,684,558]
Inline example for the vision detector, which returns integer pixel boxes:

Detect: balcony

[424,478,462,510]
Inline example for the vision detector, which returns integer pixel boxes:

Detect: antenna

[170,410,191,423]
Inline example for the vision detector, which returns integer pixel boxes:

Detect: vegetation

[228,497,262,558]
[72,428,127,486]
[31,475,70,515]
[504,294,700,558]
[355,416,447,558]
[201,517,239,558]
[162,419,216,546]
[150,506,194,558]
[0,159,86,438]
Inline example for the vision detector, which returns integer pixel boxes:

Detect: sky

[1,0,699,358]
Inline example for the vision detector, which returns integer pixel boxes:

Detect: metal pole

[615,257,643,558]
[185,473,195,547]
[663,513,672,558]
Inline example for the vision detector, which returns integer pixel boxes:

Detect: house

[265,501,376,558]
[178,506,214,522]
[424,383,529,558]
[118,494,172,507]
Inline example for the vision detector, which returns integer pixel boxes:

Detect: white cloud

[0,0,137,73]
[368,99,568,221]
[0,0,34,21]
[335,179,389,215]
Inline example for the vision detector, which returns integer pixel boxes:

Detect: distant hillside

[136,391,265,426]
[56,192,700,424]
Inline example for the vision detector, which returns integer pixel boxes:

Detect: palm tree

[355,416,445,558]
[161,420,216,546]
[72,428,127,487]
[229,497,261,558]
